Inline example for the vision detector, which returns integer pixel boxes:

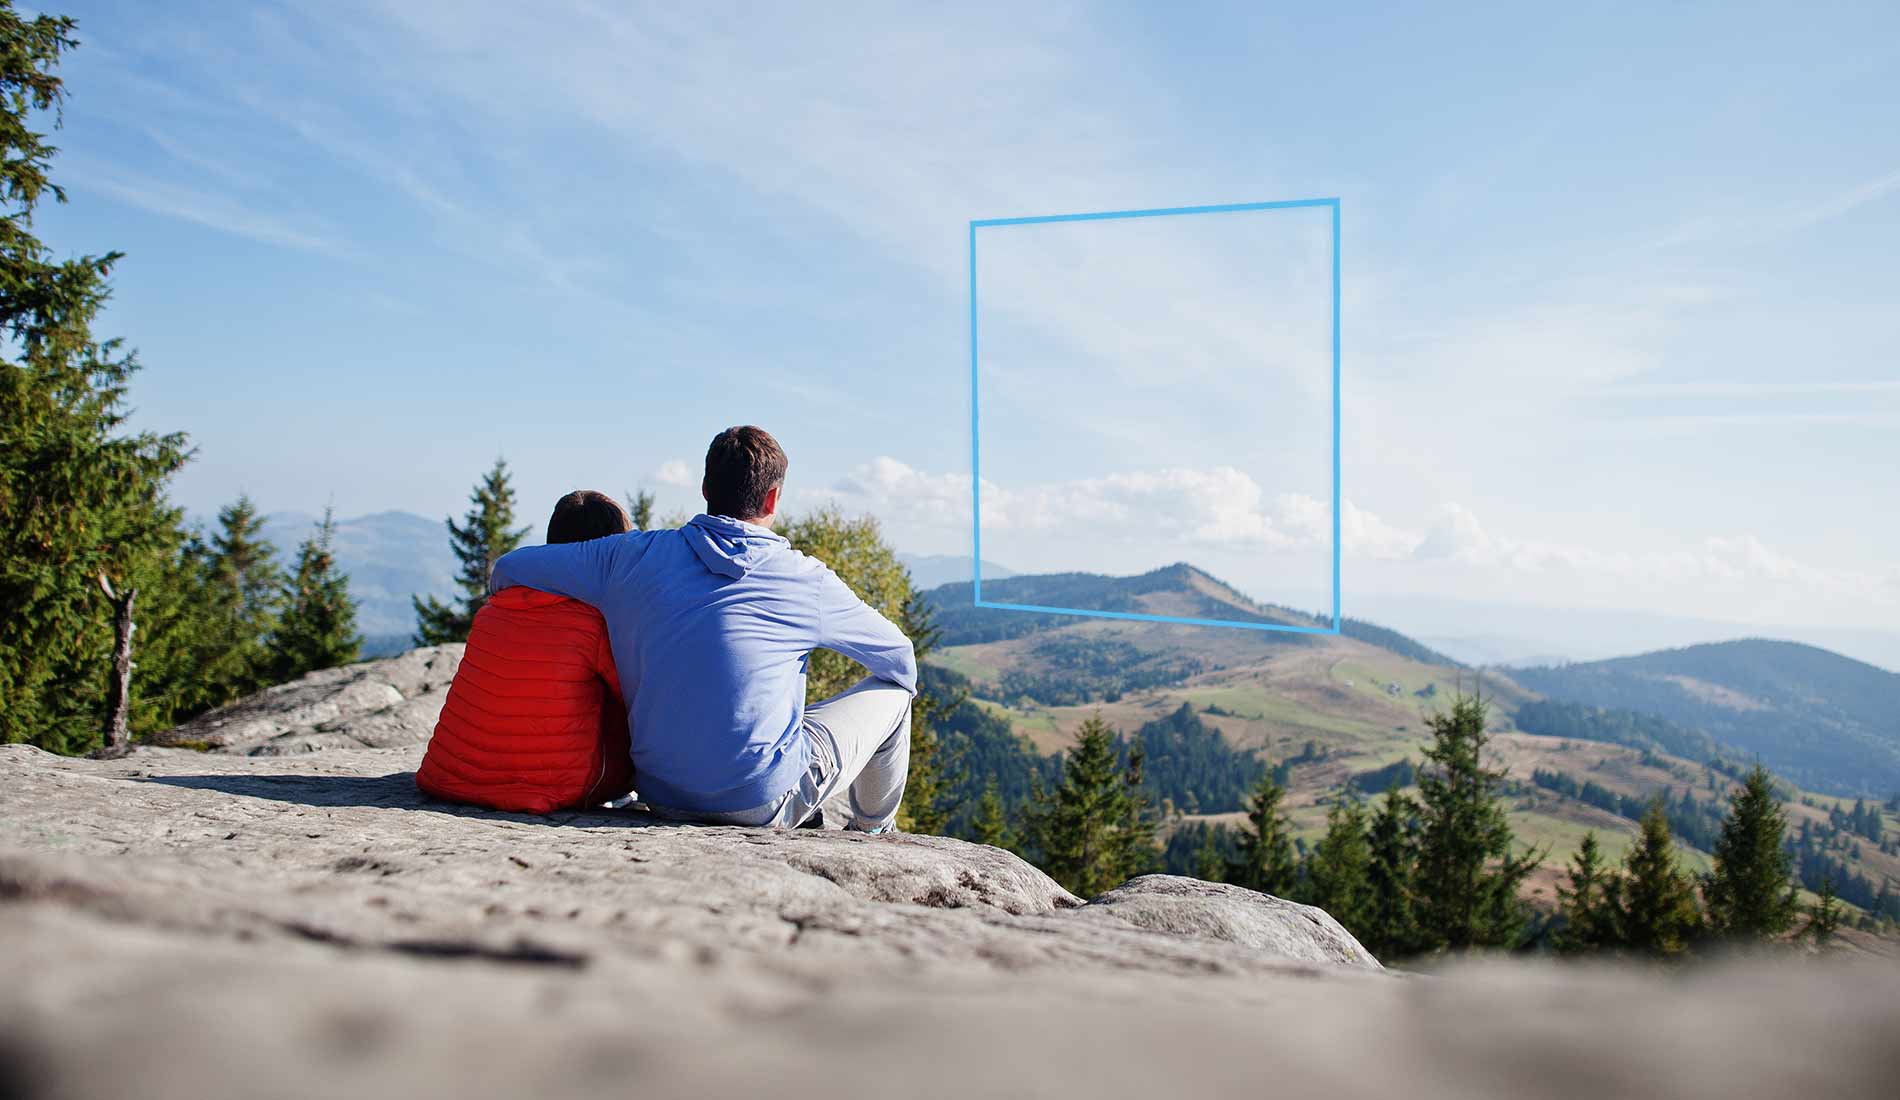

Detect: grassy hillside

[1511,640,1900,796]
[923,567,1900,924]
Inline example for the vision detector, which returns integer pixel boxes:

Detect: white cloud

[809,456,1418,557]
[655,459,696,487]
[808,458,1897,622]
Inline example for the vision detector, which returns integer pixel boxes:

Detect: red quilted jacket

[416,587,633,813]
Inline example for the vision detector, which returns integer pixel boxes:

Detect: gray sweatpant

[655,677,912,832]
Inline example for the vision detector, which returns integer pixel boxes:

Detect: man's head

[546,489,633,544]
[702,425,787,526]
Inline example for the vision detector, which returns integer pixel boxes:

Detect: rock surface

[152,645,463,754]
[4,747,1899,1099]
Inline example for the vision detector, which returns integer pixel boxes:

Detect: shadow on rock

[143,772,669,828]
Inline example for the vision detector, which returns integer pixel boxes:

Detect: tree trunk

[96,574,137,759]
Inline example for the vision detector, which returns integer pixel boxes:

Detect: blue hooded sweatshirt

[488,514,917,814]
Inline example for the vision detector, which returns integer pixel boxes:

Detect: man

[488,426,916,832]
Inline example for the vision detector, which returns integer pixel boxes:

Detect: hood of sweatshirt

[682,513,789,579]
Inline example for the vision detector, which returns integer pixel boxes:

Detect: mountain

[254,510,455,646]
[898,554,1015,591]
[1356,592,1900,674]
[1510,640,1900,796]
[919,566,1900,921]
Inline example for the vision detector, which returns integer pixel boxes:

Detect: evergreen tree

[970,778,1017,852]
[1193,825,1227,883]
[1229,763,1298,896]
[1364,784,1423,960]
[1616,801,1703,958]
[1703,765,1799,942]
[1413,693,1541,951]
[413,457,528,645]
[1554,831,1620,953]
[196,495,284,702]
[624,488,655,530]
[268,508,361,680]
[1022,715,1155,897]
[1303,797,1374,936]
[0,5,193,753]
[1803,877,1842,948]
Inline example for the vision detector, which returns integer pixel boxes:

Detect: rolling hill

[1511,641,1900,796]
[919,564,1900,923]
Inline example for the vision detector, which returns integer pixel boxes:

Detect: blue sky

[34,1,1900,636]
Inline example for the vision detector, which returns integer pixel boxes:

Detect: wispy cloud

[67,157,352,258]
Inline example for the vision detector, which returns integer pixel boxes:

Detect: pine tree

[624,488,655,530]
[1022,715,1155,898]
[268,508,361,681]
[970,779,1017,852]
[1803,877,1842,948]
[1554,831,1620,953]
[413,457,528,645]
[1703,765,1799,942]
[1413,693,1541,951]
[1616,801,1703,958]
[196,495,285,703]
[1303,797,1374,936]
[0,6,193,753]
[1229,763,1298,896]
[1193,825,1227,883]
[1364,784,1422,960]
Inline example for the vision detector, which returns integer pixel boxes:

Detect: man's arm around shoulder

[490,532,640,608]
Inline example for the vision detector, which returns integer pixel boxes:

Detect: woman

[415,489,635,813]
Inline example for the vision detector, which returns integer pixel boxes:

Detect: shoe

[796,807,826,829]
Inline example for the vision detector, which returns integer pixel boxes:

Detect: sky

[34,0,1900,643]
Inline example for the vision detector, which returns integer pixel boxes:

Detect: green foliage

[1703,765,1799,941]
[1413,693,1540,952]
[1022,714,1156,898]
[780,506,952,834]
[969,779,1017,852]
[928,666,1062,836]
[1126,703,1264,814]
[413,457,528,645]
[1362,785,1424,960]
[195,496,284,703]
[1192,824,1228,883]
[623,488,655,531]
[1554,832,1620,954]
[268,508,361,680]
[1615,802,1703,958]
[1228,765,1298,896]
[0,5,192,752]
[1301,797,1374,935]
[1513,698,1722,764]
[1803,878,1843,947]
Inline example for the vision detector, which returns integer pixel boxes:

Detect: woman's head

[547,489,633,544]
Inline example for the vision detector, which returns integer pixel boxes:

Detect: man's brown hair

[546,490,633,544]
[702,425,787,520]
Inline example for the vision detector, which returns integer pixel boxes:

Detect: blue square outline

[968,198,1341,636]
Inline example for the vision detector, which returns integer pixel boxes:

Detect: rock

[152,646,462,754]
[3,744,1898,1099]
[1078,875,1379,967]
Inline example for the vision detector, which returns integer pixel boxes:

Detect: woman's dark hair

[702,425,787,519]
[547,490,633,544]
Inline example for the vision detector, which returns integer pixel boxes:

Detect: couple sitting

[415,426,916,832]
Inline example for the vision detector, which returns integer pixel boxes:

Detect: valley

[920,564,1900,931]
